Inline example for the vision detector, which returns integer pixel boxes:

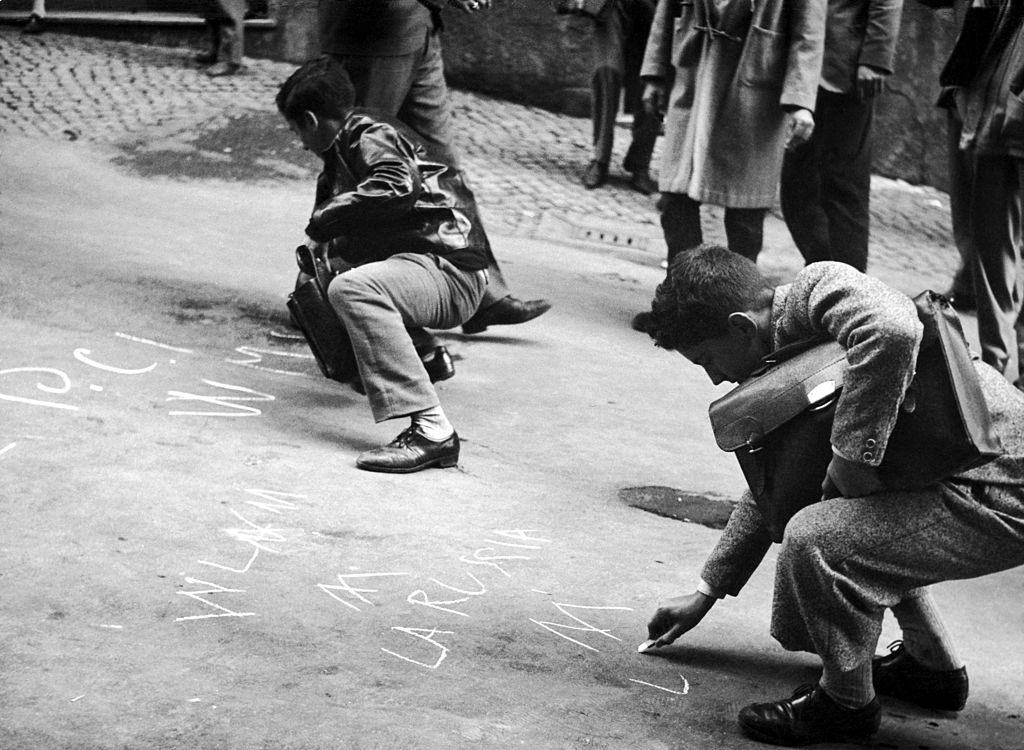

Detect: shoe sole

[356,454,459,474]
[461,302,552,335]
[739,722,875,747]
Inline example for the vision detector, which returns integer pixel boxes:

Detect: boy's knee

[328,271,377,311]
[778,507,835,564]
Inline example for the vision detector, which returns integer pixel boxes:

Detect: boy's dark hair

[276,56,356,122]
[647,244,772,350]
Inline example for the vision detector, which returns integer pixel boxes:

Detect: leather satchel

[708,291,1003,542]
[286,245,357,383]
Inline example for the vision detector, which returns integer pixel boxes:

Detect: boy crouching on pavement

[276,57,489,474]
[639,245,1024,746]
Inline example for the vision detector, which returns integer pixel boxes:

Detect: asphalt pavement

[1,28,1022,750]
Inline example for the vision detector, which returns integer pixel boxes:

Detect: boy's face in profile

[285,112,322,153]
[676,322,767,385]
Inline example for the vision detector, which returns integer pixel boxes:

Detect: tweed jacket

[819,0,903,93]
[307,110,489,271]
[641,0,826,206]
[698,262,1024,596]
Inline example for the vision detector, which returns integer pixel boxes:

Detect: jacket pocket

[738,26,787,90]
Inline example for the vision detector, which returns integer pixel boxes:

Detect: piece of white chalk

[637,639,657,653]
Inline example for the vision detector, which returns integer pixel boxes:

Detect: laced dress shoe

[872,640,968,711]
[356,426,460,473]
[206,61,241,77]
[461,296,551,334]
[581,160,608,190]
[738,684,881,746]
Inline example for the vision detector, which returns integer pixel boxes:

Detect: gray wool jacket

[700,262,1024,597]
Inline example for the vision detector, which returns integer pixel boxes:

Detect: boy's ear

[727,311,760,341]
[300,109,320,132]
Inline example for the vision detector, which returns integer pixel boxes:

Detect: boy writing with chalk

[276,57,489,473]
[639,245,1024,745]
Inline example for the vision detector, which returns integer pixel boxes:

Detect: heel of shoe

[438,453,459,468]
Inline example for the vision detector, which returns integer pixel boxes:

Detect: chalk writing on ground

[176,489,306,622]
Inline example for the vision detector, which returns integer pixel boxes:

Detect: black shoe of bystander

[461,296,551,334]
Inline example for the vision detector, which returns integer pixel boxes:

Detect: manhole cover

[619,486,736,529]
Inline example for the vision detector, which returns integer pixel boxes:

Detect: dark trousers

[201,0,245,65]
[330,32,511,308]
[947,108,977,296]
[591,0,661,171]
[660,193,766,263]
[969,153,1024,382]
[780,88,874,272]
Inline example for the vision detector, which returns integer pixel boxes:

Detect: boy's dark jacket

[306,109,489,271]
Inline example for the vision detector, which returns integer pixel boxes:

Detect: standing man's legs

[23,0,46,33]
[203,0,245,76]
[969,154,1024,379]
[781,89,873,272]
[947,107,977,307]
[723,207,767,262]
[620,0,661,195]
[330,253,486,473]
[583,0,627,190]
[333,36,551,334]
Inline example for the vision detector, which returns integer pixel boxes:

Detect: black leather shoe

[206,61,241,77]
[629,170,658,196]
[581,160,608,190]
[350,345,454,395]
[420,345,455,383]
[22,13,45,34]
[738,684,881,746]
[631,311,654,333]
[461,296,551,334]
[194,50,218,65]
[356,426,459,473]
[872,641,968,711]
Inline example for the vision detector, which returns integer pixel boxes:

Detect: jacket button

[866,438,876,448]
[863,451,874,461]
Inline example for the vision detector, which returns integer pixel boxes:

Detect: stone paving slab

[0,28,962,292]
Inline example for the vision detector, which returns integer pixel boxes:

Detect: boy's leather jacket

[305,109,489,271]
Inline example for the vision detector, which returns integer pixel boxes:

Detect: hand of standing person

[642,80,667,117]
[784,107,815,150]
[644,591,717,649]
[856,64,889,101]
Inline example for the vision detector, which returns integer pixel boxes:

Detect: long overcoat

[641,0,826,207]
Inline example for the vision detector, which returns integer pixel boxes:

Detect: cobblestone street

[1,28,963,291]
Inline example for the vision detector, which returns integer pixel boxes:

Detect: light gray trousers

[329,253,486,423]
[771,479,1024,671]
